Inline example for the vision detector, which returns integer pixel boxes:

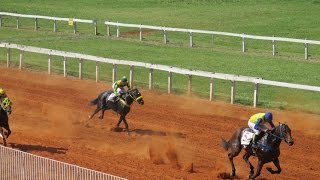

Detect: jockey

[108,76,130,102]
[248,112,275,147]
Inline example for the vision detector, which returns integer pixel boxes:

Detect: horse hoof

[99,116,103,119]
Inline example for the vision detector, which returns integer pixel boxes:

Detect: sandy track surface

[1,67,319,179]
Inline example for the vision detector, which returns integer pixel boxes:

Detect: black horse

[221,123,294,179]
[0,97,12,146]
[89,88,144,134]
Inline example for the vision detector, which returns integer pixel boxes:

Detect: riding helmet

[265,112,273,122]
[121,76,128,82]
[0,88,5,95]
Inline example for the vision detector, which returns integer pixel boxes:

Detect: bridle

[128,89,143,102]
[268,124,288,142]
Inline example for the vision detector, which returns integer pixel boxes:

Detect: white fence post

[53,20,57,32]
[188,75,192,96]
[79,58,83,79]
[149,68,153,90]
[95,61,99,82]
[73,22,77,34]
[112,64,117,83]
[116,22,120,38]
[130,65,134,87]
[163,28,168,44]
[34,18,38,31]
[231,81,236,104]
[16,17,19,29]
[272,36,276,56]
[140,24,143,41]
[304,41,308,60]
[253,83,259,108]
[106,20,110,36]
[48,54,52,74]
[63,56,67,77]
[6,48,10,68]
[189,32,193,48]
[19,50,24,70]
[94,19,98,35]
[209,78,215,101]
[168,72,172,94]
[242,33,246,52]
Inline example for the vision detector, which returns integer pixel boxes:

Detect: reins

[267,124,285,140]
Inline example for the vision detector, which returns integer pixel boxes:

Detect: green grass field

[1,0,320,113]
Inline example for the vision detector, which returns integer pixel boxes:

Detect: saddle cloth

[241,128,254,145]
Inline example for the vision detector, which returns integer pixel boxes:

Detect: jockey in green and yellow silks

[107,76,130,103]
[248,112,275,147]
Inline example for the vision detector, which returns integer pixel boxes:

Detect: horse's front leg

[266,158,281,174]
[243,152,254,176]
[249,160,264,180]
[116,115,130,135]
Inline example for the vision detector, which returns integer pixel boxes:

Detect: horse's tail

[90,98,99,105]
[221,137,230,151]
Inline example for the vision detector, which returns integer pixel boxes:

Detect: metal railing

[105,21,320,60]
[0,145,127,180]
[0,12,97,35]
[1,42,319,108]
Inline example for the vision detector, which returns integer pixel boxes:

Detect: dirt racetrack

[1,66,320,180]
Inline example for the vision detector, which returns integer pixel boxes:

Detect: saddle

[241,128,254,146]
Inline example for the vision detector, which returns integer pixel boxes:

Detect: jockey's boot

[251,133,262,152]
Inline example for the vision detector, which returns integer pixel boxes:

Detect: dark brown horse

[221,123,294,179]
[89,88,144,134]
[0,97,12,146]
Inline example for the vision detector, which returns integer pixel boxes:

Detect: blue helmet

[265,112,273,122]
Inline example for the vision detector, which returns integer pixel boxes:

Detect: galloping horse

[221,123,294,180]
[0,97,12,146]
[89,88,144,134]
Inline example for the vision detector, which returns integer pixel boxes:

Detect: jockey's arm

[254,118,263,130]
[269,121,275,128]
[113,83,119,95]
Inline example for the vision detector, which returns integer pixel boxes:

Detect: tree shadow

[9,143,68,154]
[131,128,186,138]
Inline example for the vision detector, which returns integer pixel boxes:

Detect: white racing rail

[0,12,97,35]
[0,145,127,180]
[1,43,319,107]
[105,21,320,60]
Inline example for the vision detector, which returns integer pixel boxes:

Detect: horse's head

[0,97,12,115]
[128,88,144,105]
[277,123,294,146]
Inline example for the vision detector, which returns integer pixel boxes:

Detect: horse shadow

[130,128,186,138]
[9,143,68,154]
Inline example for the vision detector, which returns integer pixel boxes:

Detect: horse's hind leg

[243,152,254,176]
[266,158,281,174]
[89,107,103,119]
[0,128,7,146]
[228,144,242,177]
[99,109,107,119]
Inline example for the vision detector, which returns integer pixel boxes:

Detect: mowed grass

[0,0,320,113]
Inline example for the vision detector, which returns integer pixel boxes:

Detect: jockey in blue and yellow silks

[248,112,275,147]
[107,76,130,103]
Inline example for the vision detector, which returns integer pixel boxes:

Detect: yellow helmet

[0,88,5,95]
